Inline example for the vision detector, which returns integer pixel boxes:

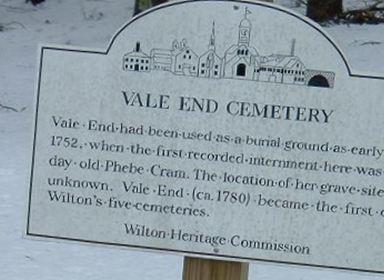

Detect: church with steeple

[222,7,260,79]
[198,22,222,78]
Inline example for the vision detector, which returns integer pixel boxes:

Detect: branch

[0,103,19,112]
[339,1,384,24]
[0,21,26,31]
[0,3,36,13]
[296,0,308,6]
[371,0,384,9]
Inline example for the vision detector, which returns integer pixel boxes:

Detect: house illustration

[122,8,335,88]
[173,39,199,76]
[151,48,174,71]
[123,42,150,72]
[258,41,306,84]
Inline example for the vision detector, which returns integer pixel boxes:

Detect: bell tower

[238,7,251,46]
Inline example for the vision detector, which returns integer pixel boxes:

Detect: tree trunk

[307,0,343,22]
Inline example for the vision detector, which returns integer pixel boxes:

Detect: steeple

[208,21,216,51]
[238,7,251,46]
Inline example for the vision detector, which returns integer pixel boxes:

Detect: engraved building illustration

[122,8,335,88]
[123,42,150,72]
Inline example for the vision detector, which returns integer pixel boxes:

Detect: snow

[0,0,383,279]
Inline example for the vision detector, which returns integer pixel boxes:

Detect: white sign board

[27,0,384,274]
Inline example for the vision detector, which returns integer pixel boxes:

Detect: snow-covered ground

[0,0,383,279]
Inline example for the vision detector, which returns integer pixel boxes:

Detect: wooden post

[183,257,249,280]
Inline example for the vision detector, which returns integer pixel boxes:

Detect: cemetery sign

[27,0,384,274]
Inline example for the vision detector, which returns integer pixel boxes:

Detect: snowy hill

[0,0,383,279]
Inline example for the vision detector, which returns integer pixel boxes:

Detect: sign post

[183,257,249,280]
[27,0,384,277]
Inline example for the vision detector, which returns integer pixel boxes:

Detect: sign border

[26,0,384,275]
